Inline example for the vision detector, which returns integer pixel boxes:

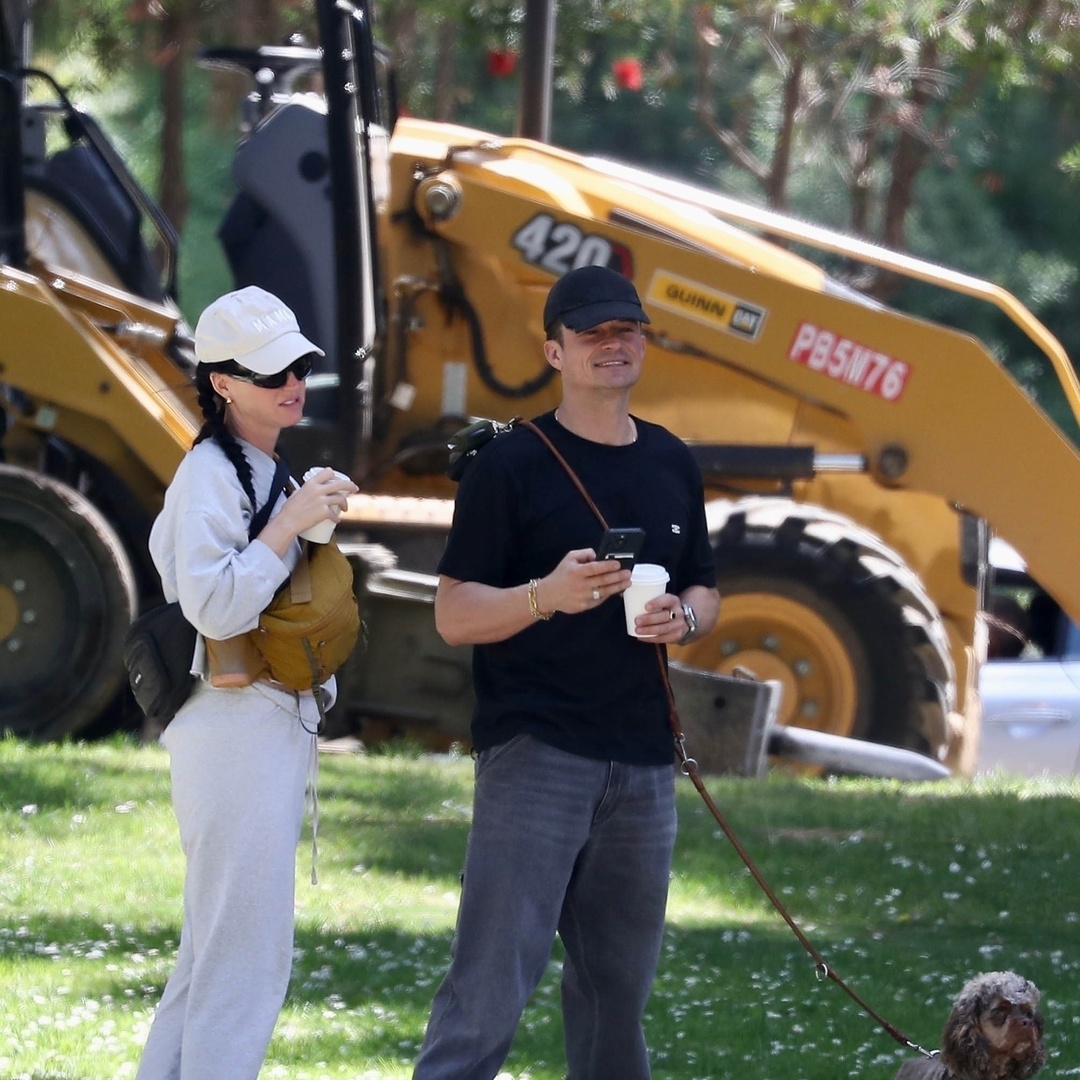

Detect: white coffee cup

[298,467,350,544]
[299,518,337,544]
[623,563,670,637]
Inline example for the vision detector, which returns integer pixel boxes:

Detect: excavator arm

[328,116,1080,771]
[401,130,1080,630]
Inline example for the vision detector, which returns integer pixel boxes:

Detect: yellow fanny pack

[208,538,360,691]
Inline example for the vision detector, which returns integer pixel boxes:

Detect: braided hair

[193,363,258,509]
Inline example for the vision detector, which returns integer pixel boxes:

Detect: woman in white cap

[135,286,357,1080]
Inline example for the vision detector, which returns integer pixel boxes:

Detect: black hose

[443,280,556,399]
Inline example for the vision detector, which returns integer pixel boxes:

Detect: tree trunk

[433,17,456,122]
[252,0,279,44]
[869,42,938,302]
[158,4,189,237]
[848,92,883,238]
[765,32,806,213]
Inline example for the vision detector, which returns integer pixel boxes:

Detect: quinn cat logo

[647,271,766,340]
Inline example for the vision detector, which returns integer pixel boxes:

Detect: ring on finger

[592,589,601,601]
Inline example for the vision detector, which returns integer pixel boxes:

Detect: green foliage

[2,738,1079,1079]
[31,0,144,74]
[170,70,236,319]
[376,0,1080,358]
[22,0,1080,380]
[28,46,236,323]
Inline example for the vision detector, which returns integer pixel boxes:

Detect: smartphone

[595,527,646,570]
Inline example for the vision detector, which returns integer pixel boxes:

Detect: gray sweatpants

[135,680,317,1080]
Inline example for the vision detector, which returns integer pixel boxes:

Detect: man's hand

[635,584,720,644]
[533,548,630,615]
[633,593,687,642]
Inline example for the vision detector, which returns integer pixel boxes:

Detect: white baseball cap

[194,285,324,374]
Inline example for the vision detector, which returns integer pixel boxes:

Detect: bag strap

[249,456,291,540]
[289,542,314,603]
[516,416,934,1061]
[273,466,318,604]
[517,419,608,528]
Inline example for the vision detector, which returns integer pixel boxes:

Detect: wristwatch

[679,603,698,644]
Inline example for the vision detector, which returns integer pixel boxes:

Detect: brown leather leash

[517,417,936,1060]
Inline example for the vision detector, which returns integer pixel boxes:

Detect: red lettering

[787,321,909,402]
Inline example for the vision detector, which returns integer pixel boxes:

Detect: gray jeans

[413,733,677,1080]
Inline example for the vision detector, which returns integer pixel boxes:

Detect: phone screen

[595,528,645,570]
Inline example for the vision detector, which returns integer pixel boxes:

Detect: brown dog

[893,972,1047,1080]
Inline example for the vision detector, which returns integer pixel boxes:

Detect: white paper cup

[623,563,670,637]
[299,518,337,544]
[303,466,352,485]
[298,467,350,544]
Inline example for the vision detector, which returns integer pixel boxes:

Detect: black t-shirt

[438,411,717,766]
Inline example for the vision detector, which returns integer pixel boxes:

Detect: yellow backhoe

[3,0,1078,777]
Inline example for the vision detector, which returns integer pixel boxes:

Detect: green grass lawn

[2,736,1078,1079]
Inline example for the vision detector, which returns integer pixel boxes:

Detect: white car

[977,541,1080,777]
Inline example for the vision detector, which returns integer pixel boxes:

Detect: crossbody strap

[516,419,609,528]
[273,467,316,604]
[516,415,934,1061]
[249,456,291,540]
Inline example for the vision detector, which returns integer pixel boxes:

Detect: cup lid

[631,562,669,582]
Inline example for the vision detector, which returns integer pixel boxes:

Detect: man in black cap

[412,264,720,1080]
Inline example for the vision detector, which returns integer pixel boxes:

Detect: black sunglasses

[220,353,315,389]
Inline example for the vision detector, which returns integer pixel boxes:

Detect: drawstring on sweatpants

[301,640,330,886]
[300,639,328,885]
[307,732,320,884]
[291,690,321,884]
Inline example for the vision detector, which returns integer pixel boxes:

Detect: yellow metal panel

[390,126,1080,637]
[0,267,194,495]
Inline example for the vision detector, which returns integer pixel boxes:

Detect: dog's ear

[1024,1013,1049,1080]
[940,1004,991,1080]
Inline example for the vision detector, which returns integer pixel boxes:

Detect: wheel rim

[675,591,860,738]
[0,519,85,706]
[0,466,135,738]
[0,582,17,641]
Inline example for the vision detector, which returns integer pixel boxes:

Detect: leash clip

[674,734,698,774]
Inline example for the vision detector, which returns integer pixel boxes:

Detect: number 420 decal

[511,213,632,277]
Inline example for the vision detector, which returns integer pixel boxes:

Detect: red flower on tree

[486,49,518,78]
[612,58,643,91]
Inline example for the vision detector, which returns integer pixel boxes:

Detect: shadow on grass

[5,746,1080,1078]
[5,898,1079,1080]
[0,752,168,815]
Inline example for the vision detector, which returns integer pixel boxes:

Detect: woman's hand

[256,468,358,557]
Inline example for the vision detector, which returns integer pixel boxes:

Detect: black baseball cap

[543,265,651,335]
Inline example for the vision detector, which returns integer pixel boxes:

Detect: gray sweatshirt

[150,436,294,639]
[148,437,335,709]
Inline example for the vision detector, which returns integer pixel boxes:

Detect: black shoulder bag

[123,457,289,725]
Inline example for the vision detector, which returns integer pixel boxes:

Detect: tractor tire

[0,465,137,740]
[674,497,955,764]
